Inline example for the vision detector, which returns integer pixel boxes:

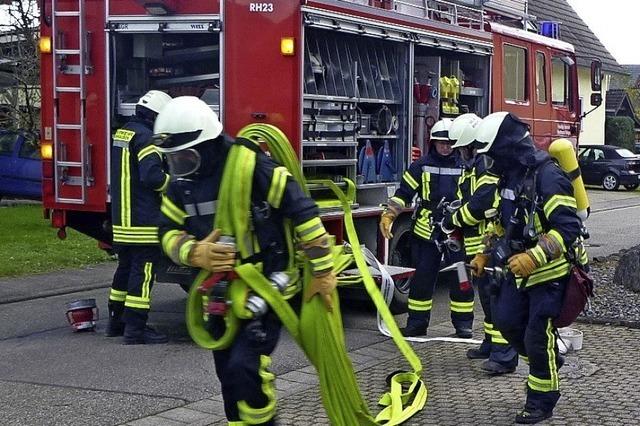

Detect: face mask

[164,148,201,177]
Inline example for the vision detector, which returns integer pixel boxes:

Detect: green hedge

[605,116,636,151]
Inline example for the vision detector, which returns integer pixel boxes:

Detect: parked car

[0,129,42,200]
[635,141,640,155]
[578,145,640,191]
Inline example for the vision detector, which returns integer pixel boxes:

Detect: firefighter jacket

[496,152,581,289]
[451,155,500,256]
[389,147,463,241]
[110,119,170,245]
[158,137,322,276]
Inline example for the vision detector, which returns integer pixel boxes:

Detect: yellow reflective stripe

[113,225,159,234]
[389,196,406,208]
[460,204,480,226]
[309,252,334,272]
[228,422,246,426]
[294,217,325,242]
[486,326,509,344]
[412,218,433,240]
[114,129,135,142]
[161,230,182,259]
[156,174,170,192]
[267,166,291,208]
[238,355,277,424]
[109,289,127,302]
[450,300,474,313]
[161,195,187,225]
[517,258,570,287]
[547,229,566,252]
[520,355,529,364]
[138,144,161,162]
[546,318,559,390]
[543,194,577,218]
[529,245,546,266]
[422,171,431,201]
[113,235,160,244]
[120,149,131,227]
[402,171,419,190]
[408,298,432,311]
[476,174,499,188]
[483,321,493,333]
[528,374,555,392]
[142,262,152,300]
[125,295,150,310]
[179,240,195,265]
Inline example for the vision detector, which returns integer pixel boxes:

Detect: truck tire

[387,217,413,314]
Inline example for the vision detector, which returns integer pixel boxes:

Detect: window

[503,45,527,102]
[552,56,569,105]
[536,52,547,103]
[0,132,18,156]
[593,149,605,160]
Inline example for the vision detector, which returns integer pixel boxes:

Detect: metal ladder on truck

[51,0,92,204]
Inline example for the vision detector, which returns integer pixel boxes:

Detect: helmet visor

[152,130,203,153]
[165,148,201,177]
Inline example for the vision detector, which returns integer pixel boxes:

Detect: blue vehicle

[0,130,42,200]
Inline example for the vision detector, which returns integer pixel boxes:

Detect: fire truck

[38,0,601,295]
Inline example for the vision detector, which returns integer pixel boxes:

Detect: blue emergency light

[539,21,561,39]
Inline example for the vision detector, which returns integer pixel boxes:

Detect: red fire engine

[38,0,601,288]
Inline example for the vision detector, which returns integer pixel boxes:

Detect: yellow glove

[470,253,490,277]
[188,229,237,272]
[508,251,539,278]
[304,271,337,313]
[379,211,396,240]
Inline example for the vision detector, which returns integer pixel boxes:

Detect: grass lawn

[0,204,112,277]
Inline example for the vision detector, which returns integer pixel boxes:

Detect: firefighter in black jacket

[380,119,473,338]
[107,90,172,344]
[154,96,336,425]
[471,112,581,424]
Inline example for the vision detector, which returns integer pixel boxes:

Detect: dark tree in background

[0,0,40,132]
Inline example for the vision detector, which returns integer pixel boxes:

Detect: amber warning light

[281,37,295,56]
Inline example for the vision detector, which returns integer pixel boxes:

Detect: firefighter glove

[380,210,396,240]
[188,229,237,272]
[470,253,490,277]
[508,251,539,278]
[304,271,337,313]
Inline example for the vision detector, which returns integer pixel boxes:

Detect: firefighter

[443,113,518,375]
[473,112,582,424]
[154,96,336,425]
[380,119,473,338]
[106,90,172,345]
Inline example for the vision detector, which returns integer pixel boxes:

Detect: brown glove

[304,271,337,313]
[379,211,396,240]
[188,229,237,272]
[508,251,539,278]
[470,253,490,277]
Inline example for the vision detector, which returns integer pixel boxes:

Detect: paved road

[0,189,638,425]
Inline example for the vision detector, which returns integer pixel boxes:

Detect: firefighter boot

[105,302,125,337]
[122,309,168,345]
[467,339,491,359]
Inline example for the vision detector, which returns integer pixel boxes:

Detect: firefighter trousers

[476,272,518,366]
[109,245,159,327]
[493,276,567,412]
[213,311,281,425]
[407,237,474,330]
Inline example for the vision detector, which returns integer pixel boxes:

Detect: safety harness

[185,123,427,425]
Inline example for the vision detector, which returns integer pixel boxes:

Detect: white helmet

[136,90,172,115]
[153,96,223,153]
[450,113,482,148]
[477,112,529,154]
[430,118,453,141]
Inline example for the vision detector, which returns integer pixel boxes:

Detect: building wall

[578,66,609,145]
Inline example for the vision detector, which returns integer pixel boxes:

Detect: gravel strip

[579,253,640,326]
